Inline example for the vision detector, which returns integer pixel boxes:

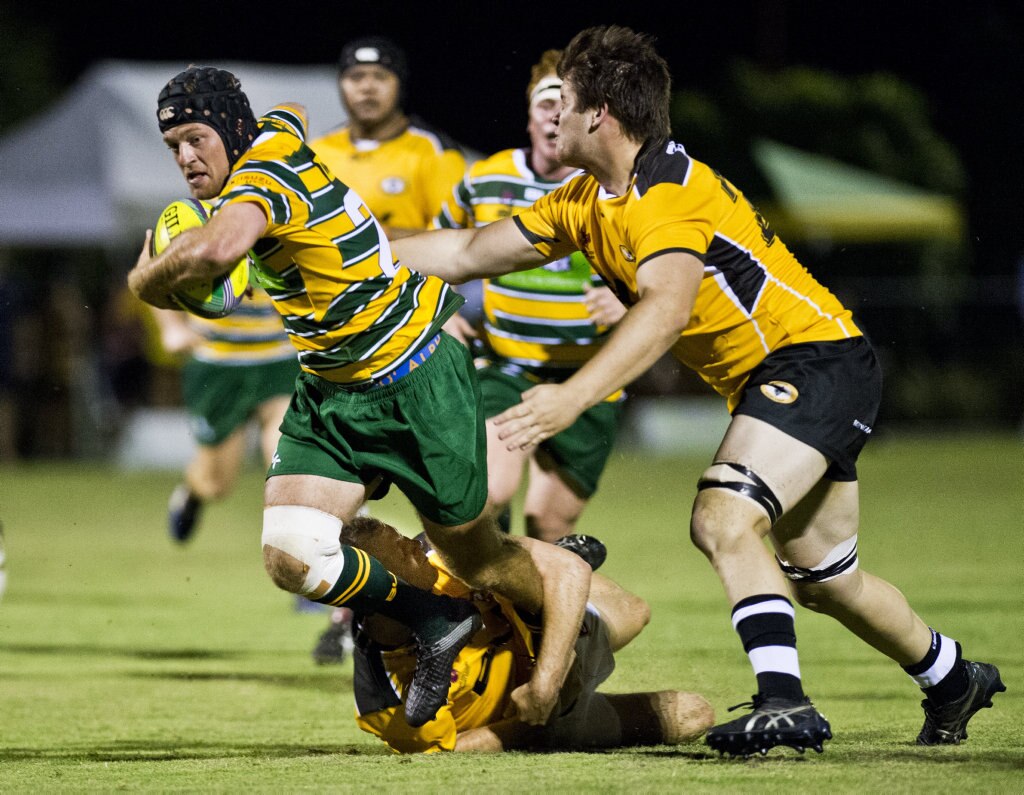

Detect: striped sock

[313,544,457,638]
[903,628,967,704]
[732,594,804,701]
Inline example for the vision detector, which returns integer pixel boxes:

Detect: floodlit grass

[0,432,1020,791]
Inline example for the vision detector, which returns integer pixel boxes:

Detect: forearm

[393,219,547,284]
[564,294,687,410]
[521,538,591,702]
[129,230,228,303]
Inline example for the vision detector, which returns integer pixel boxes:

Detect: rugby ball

[150,199,250,319]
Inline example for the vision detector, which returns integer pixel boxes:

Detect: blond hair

[526,49,563,103]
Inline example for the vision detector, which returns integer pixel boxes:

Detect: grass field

[0,432,1020,791]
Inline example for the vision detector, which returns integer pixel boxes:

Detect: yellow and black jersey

[436,148,620,397]
[217,105,462,386]
[514,140,861,409]
[311,116,466,231]
[187,287,295,366]
[352,554,538,754]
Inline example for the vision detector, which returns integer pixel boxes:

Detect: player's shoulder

[406,115,466,156]
[466,147,521,179]
[309,123,350,150]
[634,139,710,198]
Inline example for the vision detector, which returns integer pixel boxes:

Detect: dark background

[4,2,1021,274]
[0,1,1022,458]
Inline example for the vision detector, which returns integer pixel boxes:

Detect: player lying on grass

[341,516,714,753]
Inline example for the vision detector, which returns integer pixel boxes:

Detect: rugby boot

[311,608,356,665]
[706,694,832,757]
[917,660,1005,745]
[167,484,202,543]
[405,599,482,727]
[554,534,607,572]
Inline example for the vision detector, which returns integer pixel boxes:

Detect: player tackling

[391,26,1005,756]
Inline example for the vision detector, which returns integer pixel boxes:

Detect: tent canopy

[0,60,345,247]
[752,139,964,244]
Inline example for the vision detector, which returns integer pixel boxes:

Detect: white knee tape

[262,506,345,595]
[777,534,859,583]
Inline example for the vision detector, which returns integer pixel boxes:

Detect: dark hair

[558,25,671,144]
[157,66,258,166]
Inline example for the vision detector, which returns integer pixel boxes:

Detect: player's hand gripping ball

[150,199,250,319]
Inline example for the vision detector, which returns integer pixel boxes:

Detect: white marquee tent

[0,60,345,247]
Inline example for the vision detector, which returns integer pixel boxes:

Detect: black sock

[903,628,967,704]
[732,594,804,701]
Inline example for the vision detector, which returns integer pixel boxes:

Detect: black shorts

[732,337,882,481]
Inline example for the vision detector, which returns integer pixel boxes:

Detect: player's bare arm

[494,251,703,450]
[392,216,552,284]
[128,201,267,308]
[509,536,591,725]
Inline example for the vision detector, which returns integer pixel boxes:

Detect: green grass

[1,432,1021,791]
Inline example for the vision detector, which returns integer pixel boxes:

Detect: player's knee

[524,513,574,543]
[261,505,344,596]
[778,534,861,613]
[791,568,863,613]
[690,485,773,558]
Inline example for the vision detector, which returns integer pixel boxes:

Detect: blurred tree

[671,60,965,199]
[0,7,61,134]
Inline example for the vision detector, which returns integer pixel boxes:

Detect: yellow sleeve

[357,703,458,754]
[511,185,577,261]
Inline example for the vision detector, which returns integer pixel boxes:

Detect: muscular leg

[483,417,530,535]
[184,426,248,502]
[771,478,932,665]
[522,452,588,543]
[690,415,827,604]
[421,512,543,613]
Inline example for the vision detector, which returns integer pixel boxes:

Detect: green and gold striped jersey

[437,148,620,396]
[515,140,861,411]
[311,117,466,231]
[188,287,295,366]
[217,105,463,386]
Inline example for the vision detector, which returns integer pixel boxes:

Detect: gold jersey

[311,118,466,231]
[353,555,537,754]
[218,106,462,386]
[515,140,861,409]
[187,287,295,365]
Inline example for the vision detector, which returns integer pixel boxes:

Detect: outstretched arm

[493,251,703,451]
[391,216,553,284]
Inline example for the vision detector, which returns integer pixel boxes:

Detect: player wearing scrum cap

[435,50,628,545]
[128,65,591,730]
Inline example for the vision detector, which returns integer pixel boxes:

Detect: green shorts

[477,366,624,497]
[182,356,299,446]
[271,333,488,526]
